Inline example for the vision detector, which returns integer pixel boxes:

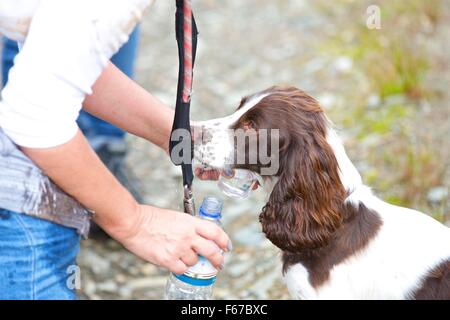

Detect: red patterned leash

[182,0,193,103]
[169,0,197,214]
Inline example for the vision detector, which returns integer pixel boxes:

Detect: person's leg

[1,37,19,88]
[0,209,80,300]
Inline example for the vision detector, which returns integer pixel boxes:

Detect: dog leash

[169,0,198,215]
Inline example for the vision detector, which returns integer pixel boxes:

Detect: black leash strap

[169,0,199,214]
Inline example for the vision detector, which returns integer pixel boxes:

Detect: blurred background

[59,0,450,299]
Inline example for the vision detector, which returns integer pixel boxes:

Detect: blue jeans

[1,26,140,140]
[0,209,80,300]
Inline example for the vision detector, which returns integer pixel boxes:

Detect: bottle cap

[199,196,223,219]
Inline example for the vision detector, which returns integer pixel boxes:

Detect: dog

[192,85,450,299]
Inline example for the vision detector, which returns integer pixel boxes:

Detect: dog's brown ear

[259,122,346,251]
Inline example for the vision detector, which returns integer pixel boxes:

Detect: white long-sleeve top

[0,0,153,148]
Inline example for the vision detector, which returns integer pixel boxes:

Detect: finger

[192,237,225,269]
[194,167,207,179]
[205,170,220,180]
[195,168,220,181]
[195,220,231,252]
[252,180,260,190]
[220,168,235,179]
[168,259,188,275]
[200,169,220,180]
[180,250,199,267]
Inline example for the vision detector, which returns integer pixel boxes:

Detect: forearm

[83,62,174,152]
[21,129,139,238]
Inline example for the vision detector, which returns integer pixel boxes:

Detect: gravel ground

[77,0,450,300]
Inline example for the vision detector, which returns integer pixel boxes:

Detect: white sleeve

[0,0,153,148]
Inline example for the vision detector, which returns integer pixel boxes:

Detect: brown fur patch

[282,202,382,288]
[411,259,450,300]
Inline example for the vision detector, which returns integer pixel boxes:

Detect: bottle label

[174,273,216,286]
[176,256,218,286]
[185,256,218,278]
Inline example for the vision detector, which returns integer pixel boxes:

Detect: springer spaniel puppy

[193,86,450,300]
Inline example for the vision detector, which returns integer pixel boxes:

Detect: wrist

[94,194,142,240]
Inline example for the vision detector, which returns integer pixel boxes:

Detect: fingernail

[219,262,224,270]
[227,241,233,252]
[222,167,234,178]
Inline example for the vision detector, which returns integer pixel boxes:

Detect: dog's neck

[325,127,369,206]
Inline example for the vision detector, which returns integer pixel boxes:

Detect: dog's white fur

[194,94,450,299]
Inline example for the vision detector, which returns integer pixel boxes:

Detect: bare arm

[21,66,230,274]
[83,62,174,152]
[22,129,138,236]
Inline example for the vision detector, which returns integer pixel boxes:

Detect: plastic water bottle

[218,168,258,199]
[165,197,224,300]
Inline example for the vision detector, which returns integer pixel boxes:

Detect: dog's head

[193,86,347,252]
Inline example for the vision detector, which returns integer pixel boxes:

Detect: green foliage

[317,0,448,221]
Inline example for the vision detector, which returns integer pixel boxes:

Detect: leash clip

[183,184,196,215]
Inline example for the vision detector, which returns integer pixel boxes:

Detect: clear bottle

[165,197,224,300]
[218,168,258,199]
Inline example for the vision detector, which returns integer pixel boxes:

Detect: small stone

[261,238,275,249]
[97,280,118,293]
[304,57,325,74]
[238,290,251,299]
[334,56,353,72]
[140,263,158,276]
[118,286,133,299]
[115,274,127,284]
[117,259,131,270]
[427,187,448,204]
[227,260,253,278]
[126,276,168,291]
[233,223,265,246]
[367,94,381,108]
[78,248,111,275]
[83,280,96,297]
[317,93,337,109]
[128,266,140,276]
[248,269,280,299]
[221,201,259,225]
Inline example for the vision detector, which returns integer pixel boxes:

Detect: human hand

[195,167,260,190]
[113,204,232,274]
[195,167,221,181]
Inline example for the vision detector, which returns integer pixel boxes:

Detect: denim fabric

[1,37,18,87]
[0,208,80,300]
